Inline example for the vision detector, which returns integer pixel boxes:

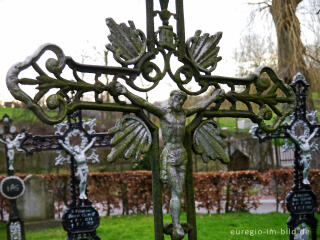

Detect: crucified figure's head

[169,90,187,112]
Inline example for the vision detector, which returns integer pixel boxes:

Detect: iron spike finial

[159,0,169,10]
[290,72,310,87]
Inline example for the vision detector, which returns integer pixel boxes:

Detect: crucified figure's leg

[168,165,185,239]
[302,157,311,185]
[78,167,88,199]
[7,150,14,170]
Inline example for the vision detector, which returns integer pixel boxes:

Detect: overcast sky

[0,0,273,103]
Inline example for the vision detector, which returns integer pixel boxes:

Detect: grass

[2,89,320,125]
[1,213,319,240]
[1,106,319,132]
[0,107,42,123]
[0,107,65,124]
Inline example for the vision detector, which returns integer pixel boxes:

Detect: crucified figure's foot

[303,179,310,185]
[79,193,87,200]
[172,224,185,240]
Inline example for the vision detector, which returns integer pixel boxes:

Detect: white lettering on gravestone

[7,183,19,192]
[10,221,22,240]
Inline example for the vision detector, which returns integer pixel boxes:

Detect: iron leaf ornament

[186,30,222,73]
[193,120,229,164]
[107,115,152,163]
[106,18,147,66]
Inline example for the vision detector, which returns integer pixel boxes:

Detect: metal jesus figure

[58,137,96,199]
[0,133,25,171]
[109,82,224,239]
[287,127,319,185]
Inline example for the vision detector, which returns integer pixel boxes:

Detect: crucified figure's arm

[306,128,319,144]
[83,137,96,153]
[12,133,25,152]
[108,82,165,118]
[287,129,300,145]
[185,88,225,116]
[0,138,6,145]
[58,139,75,156]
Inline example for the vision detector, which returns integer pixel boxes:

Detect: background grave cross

[21,110,111,240]
[0,114,26,240]
[251,72,320,240]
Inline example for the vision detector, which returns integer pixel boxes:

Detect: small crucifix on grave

[285,119,318,185]
[0,114,25,173]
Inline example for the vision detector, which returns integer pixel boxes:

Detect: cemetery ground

[1,212,320,239]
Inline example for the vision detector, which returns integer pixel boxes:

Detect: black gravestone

[62,206,100,234]
[287,190,317,215]
[0,176,25,199]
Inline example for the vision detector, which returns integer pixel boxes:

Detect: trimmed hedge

[1,169,320,220]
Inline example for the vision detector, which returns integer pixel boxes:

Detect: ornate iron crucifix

[251,72,319,240]
[0,114,26,240]
[21,111,110,240]
[6,0,296,239]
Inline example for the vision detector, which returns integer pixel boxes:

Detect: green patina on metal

[6,1,296,240]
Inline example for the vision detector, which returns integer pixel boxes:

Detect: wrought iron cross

[6,1,297,240]
[21,111,110,240]
[251,72,319,240]
[0,114,26,240]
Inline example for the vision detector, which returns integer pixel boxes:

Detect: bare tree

[233,33,277,77]
[246,0,307,81]
[236,0,320,108]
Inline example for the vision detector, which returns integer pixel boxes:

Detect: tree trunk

[270,0,314,108]
[270,0,305,82]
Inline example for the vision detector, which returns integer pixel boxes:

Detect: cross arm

[20,131,111,154]
[201,66,296,132]
[20,133,62,154]
[6,44,142,125]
